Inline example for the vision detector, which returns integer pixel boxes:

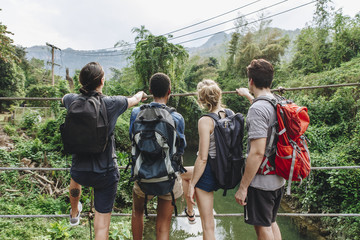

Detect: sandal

[184,207,196,224]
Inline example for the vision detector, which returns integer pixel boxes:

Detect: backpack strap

[144,193,149,217]
[252,95,278,109]
[252,95,280,175]
[203,108,233,121]
[170,191,178,216]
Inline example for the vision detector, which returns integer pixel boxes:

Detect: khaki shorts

[133,175,183,201]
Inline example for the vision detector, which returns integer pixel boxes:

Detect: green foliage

[24,58,49,87]
[25,84,56,107]
[183,56,219,91]
[47,220,71,240]
[226,17,290,77]
[131,25,151,44]
[21,110,42,130]
[0,53,26,111]
[131,34,189,91]
[38,116,65,152]
[291,10,360,74]
[109,218,132,240]
[114,111,132,153]
[103,66,139,95]
[9,137,44,164]
[3,124,18,136]
[277,57,360,239]
[0,16,19,63]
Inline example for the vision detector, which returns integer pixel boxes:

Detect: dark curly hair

[149,73,171,98]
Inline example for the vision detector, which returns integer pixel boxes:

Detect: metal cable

[1,213,359,218]
[0,166,358,171]
[0,83,359,101]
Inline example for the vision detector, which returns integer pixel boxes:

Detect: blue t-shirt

[129,102,186,155]
[63,93,128,173]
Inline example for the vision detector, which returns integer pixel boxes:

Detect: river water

[142,150,318,240]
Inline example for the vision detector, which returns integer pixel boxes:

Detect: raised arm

[236,88,254,103]
[127,91,147,109]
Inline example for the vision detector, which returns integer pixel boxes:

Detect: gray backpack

[130,104,184,216]
[61,92,109,154]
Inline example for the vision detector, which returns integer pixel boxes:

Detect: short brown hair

[149,73,171,98]
[247,59,274,89]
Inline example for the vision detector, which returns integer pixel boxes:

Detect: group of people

[63,58,285,240]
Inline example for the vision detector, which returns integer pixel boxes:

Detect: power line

[175,0,316,45]
[63,0,314,55]
[169,0,288,41]
[53,0,263,53]
[53,0,281,54]
[163,0,263,36]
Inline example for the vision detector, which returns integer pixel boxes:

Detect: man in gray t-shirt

[235,59,285,240]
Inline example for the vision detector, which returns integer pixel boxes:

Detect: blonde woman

[188,79,233,240]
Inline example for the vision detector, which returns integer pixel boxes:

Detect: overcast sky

[1,0,359,50]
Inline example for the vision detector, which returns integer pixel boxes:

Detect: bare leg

[271,222,282,240]
[195,188,215,240]
[254,224,281,240]
[156,198,174,240]
[131,190,145,240]
[69,178,81,218]
[181,167,195,217]
[94,211,111,240]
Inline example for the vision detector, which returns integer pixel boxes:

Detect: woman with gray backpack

[187,79,244,240]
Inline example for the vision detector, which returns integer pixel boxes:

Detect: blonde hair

[197,79,223,111]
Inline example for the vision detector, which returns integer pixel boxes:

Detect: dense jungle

[1,1,360,239]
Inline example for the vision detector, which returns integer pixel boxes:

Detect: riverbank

[281,196,328,240]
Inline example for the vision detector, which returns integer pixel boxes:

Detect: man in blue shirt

[129,73,186,240]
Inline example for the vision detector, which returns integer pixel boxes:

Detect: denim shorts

[71,168,120,213]
[195,161,219,192]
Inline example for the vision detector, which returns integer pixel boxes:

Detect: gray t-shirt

[63,93,128,173]
[246,95,285,191]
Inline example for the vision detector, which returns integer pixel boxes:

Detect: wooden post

[46,43,61,86]
[50,47,54,85]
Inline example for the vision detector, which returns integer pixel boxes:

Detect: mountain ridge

[24,29,299,78]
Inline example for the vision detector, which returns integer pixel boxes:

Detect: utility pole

[46,42,61,86]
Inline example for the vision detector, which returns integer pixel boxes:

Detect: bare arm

[188,116,213,205]
[127,91,147,109]
[235,137,266,206]
[236,88,254,103]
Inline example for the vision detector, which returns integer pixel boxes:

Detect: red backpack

[255,95,311,195]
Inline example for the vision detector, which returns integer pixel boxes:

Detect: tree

[0,55,25,112]
[183,56,219,91]
[226,32,240,76]
[131,25,151,43]
[230,17,290,76]
[0,12,19,63]
[131,34,189,90]
[291,2,360,73]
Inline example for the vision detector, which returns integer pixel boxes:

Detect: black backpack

[204,109,245,196]
[130,104,184,216]
[60,92,109,154]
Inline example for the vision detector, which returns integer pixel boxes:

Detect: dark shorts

[244,186,284,227]
[195,161,219,192]
[71,169,120,213]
